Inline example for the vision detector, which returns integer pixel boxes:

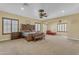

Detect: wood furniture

[21,24,35,31]
[24,32,45,41]
[11,32,22,40]
[25,34,33,41]
[11,24,45,41]
[11,24,35,40]
[33,32,45,41]
[21,24,45,41]
[11,31,45,41]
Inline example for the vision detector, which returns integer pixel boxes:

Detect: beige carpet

[0,35,79,55]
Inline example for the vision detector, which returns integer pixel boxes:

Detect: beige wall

[0,11,39,41]
[41,13,79,40]
[67,14,79,40]
[47,19,68,32]
[41,17,69,35]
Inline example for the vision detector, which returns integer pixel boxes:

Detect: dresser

[11,32,22,40]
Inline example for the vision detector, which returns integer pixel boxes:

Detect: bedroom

[0,3,79,55]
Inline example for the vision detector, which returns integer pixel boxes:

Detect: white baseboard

[0,39,10,42]
[68,37,79,40]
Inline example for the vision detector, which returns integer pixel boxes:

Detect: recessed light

[62,10,65,13]
[21,7,24,10]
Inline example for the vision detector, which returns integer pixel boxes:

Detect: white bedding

[22,32,36,36]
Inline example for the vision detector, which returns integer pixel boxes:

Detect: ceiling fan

[39,9,47,18]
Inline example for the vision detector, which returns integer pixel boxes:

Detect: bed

[22,31,45,41]
[21,24,45,41]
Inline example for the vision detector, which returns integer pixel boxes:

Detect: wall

[39,21,48,33]
[41,17,69,35]
[67,14,79,40]
[41,13,79,40]
[0,11,39,41]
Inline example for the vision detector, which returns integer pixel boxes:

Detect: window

[57,23,67,32]
[3,19,11,33]
[12,20,18,32]
[2,17,19,34]
[35,23,41,32]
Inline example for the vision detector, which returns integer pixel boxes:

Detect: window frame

[57,23,67,32]
[2,17,19,35]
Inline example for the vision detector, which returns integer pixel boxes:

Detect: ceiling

[0,3,79,20]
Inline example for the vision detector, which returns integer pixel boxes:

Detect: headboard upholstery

[21,24,35,32]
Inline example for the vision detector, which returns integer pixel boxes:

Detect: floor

[0,35,79,55]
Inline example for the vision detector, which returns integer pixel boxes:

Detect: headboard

[21,24,35,32]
